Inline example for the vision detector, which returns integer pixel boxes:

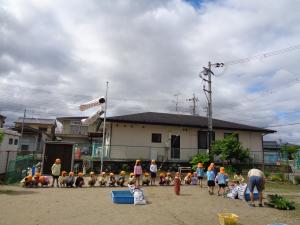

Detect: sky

[0,0,300,144]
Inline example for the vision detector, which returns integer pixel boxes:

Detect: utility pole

[200,62,224,154]
[187,93,199,115]
[19,108,26,150]
[101,81,109,173]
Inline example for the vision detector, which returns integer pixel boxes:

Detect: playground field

[0,182,299,225]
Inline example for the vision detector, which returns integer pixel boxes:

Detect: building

[55,112,275,164]
[13,118,56,152]
[0,128,21,174]
[263,141,281,164]
[0,114,6,128]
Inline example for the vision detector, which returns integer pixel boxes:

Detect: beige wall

[108,122,264,162]
[109,122,198,161]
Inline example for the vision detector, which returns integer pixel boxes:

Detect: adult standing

[247,168,265,207]
[51,158,61,187]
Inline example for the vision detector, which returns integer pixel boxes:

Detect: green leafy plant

[266,194,295,210]
[211,133,250,163]
[190,153,210,171]
[280,144,299,160]
[270,173,284,182]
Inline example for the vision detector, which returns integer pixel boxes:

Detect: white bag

[133,189,146,205]
[227,186,238,199]
[237,184,247,200]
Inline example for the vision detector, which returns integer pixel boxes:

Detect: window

[152,133,162,143]
[14,139,18,145]
[21,145,29,151]
[224,132,239,141]
[198,131,215,149]
[9,138,13,145]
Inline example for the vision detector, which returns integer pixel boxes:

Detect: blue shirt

[196,168,205,177]
[215,173,226,184]
[206,171,215,181]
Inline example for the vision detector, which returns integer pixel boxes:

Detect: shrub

[270,173,284,182]
[266,194,295,210]
[190,153,210,171]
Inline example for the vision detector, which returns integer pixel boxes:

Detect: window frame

[151,133,162,143]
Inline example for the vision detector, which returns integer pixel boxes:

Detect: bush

[270,173,284,182]
[266,194,295,210]
[264,170,271,178]
[190,153,210,171]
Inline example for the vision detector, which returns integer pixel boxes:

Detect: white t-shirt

[150,164,157,173]
[248,168,264,178]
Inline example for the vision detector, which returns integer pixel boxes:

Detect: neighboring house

[13,118,56,152]
[0,114,6,128]
[0,128,20,174]
[55,112,275,163]
[263,141,281,164]
[56,117,101,159]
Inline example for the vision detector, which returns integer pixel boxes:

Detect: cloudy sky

[0,0,300,144]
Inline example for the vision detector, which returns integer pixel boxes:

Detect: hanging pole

[207,62,213,154]
[100,82,109,173]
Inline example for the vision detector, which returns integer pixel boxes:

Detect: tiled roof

[15,118,56,125]
[107,112,276,133]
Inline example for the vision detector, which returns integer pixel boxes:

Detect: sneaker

[249,203,255,207]
[258,203,263,207]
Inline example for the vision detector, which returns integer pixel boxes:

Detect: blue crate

[244,186,259,201]
[111,190,134,204]
[268,224,287,225]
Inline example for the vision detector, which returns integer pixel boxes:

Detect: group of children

[21,159,245,197]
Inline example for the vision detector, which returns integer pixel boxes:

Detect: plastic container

[218,213,239,225]
[268,224,287,225]
[244,186,259,201]
[111,190,134,204]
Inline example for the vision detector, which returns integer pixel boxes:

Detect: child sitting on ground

[66,172,75,187]
[207,166,216,195]
[88,172,97,187]
[39,176,50,187]
[128,173,136,185]
[108,173,116,187]
[196,163,205,187]
[184,173,192,185]
[191,172,198,185]
[215,167,227,196]
[33,173,41,187]
[165,172,172,185]
[117,171,126,186]
[233,171,245,184]
[58,171,68,187]
[75,172,84,188]
[21,175,33,188]
[142,172,150,186]
[159,173,166,186]
[99,172,107,187]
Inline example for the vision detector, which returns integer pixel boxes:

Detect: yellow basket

[218,213,239,225]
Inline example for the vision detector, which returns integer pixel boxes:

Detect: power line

[224,44,300,66]
[265,122,300,128]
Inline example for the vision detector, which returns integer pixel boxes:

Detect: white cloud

[0,0,300,144]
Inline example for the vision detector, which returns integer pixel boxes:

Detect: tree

[190,153,210,171]
[280,144,299,160]
[211,133,250,164]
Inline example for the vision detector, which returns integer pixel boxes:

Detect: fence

[1,151,42,184]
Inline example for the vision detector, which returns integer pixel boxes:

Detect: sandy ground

[0,183,299,225]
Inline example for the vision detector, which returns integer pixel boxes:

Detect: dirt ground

[0,183,299,225]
